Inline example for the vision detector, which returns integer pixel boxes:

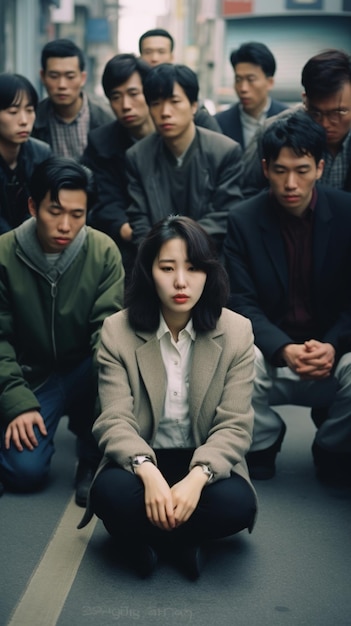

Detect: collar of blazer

[135,325,224,427]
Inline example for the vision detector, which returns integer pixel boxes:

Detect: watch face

[198,464,213,481]
[133,455,151,465]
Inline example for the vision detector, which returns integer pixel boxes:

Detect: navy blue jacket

[215,99,288,149]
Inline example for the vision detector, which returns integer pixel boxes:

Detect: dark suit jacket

[214,99,288,149]
[82,120,133,241]
[224,187,351,364]
[0,138,52,234]
[126,127,243,250]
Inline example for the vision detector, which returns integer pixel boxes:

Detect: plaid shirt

[48,92,90,160]
[322,130,351,189]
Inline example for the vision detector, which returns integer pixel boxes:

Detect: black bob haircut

[262,110,327,165]
[41,38,85,72]
[230,42,276,77]
[143,64,199,105]
[126,215,229,333]
[138,28,174,53]
[102,53,151,98]
[28,156,95,211]
[0,73,38,111]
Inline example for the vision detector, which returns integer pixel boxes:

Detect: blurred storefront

[216,0,351,108]
[1,0,350,107]
[0,0,118,97]
[0,1,57,89]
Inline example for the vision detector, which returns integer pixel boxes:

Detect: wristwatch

[194,463,214,483]
[132,455,153,473]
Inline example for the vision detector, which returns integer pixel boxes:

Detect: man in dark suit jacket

[215,42,287,150]
[224,111,351,486]
[126,63,243,255]
[82,54,154,277]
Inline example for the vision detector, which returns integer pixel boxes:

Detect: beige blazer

[79,307,256,528]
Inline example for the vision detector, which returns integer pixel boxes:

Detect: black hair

[102,53,151,98]
[143,64,199,105]
[126,215,229,333]
[230,42,276,77]
[138,29,174,54]
[29,156,95,211]
[262,110,326,165]
[41,38,85,72]
[0,73,38,111]
[301,49,351,99]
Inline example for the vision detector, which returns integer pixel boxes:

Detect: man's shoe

[246,422,286,480]
[74,462,96,508]
[312,442,351,487]
[179,545,206,580]
[310,407,329,428]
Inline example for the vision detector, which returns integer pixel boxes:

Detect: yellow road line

[7,497,97,626]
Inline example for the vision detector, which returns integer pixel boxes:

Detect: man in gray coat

[126,64,243,254]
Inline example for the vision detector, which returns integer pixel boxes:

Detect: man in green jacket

[0,156,124,505]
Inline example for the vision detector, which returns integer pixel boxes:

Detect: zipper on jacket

[50,281,58,359]
[16,249,62,361]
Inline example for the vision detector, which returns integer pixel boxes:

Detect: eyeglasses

[306,106,351,125]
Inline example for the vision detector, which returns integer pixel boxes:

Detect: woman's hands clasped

[134,462,208,531]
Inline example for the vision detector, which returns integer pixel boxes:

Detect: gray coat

[125,127,243,249]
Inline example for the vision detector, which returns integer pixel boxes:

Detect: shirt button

[173,391,177,396]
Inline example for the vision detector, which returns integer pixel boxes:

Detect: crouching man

[0,156,124,505]
[224,111,351,485]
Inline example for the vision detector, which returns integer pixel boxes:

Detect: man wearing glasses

[242,49,351,196]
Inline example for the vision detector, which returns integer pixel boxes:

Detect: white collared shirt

[153,315,196,449]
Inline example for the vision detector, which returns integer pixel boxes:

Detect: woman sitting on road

[80,215,257,578]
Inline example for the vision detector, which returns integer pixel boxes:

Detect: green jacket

[0,219,124,427]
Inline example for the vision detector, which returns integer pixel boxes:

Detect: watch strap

[193,463,214,483]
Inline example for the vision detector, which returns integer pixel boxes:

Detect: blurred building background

[1,0,351,108]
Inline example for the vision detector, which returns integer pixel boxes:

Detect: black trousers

[91,449,257,548]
